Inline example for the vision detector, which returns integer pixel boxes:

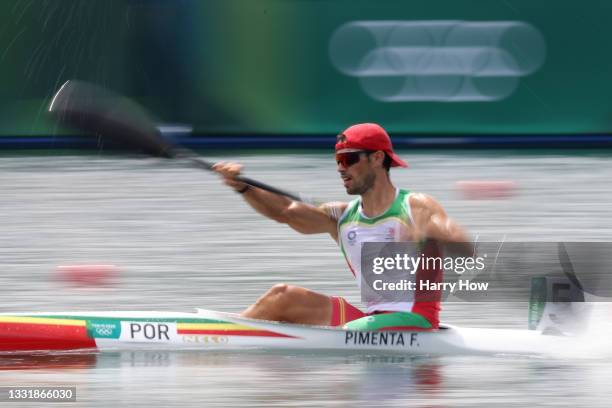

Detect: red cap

[335,123,407,168]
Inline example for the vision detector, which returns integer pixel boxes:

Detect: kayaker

[213,123,469,331]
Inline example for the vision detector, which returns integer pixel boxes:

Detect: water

[0,151,611,406]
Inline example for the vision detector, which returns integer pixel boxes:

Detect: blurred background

[1,0,612,146]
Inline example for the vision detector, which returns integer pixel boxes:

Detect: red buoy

[55,264,119,286]
[456,180,517,200]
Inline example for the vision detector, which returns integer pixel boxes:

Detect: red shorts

[329,296,367,326]
[329,296,440,328]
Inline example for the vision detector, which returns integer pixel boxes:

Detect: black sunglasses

[335,150,374,167]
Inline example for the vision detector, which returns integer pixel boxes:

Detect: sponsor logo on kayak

[120,322,178,342]
[344,331,419,347]
[87,320,121,339]
[182,335,229,344]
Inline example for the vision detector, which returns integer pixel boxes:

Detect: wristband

[236,184,251,194]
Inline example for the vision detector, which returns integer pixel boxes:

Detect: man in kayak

[213,123,469,331]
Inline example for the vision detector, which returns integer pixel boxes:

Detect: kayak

[0,308,572,356]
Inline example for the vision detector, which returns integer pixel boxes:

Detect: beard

[346,170,376,195]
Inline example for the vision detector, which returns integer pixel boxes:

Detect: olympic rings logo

[329,20,546,102]
[94,327,114,336]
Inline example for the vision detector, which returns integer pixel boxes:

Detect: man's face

[336,150,377,195]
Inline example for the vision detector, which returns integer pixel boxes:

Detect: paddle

[557,242,584,292]
[47,80,305,202]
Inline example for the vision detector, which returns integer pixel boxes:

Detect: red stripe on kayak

[178,329,295,338]
[0,323,96,352]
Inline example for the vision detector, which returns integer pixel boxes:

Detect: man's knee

[249,284,331,324]
[267,283,290,295]
[262,283,298,304]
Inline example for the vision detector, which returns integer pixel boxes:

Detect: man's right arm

[213,162,345,239]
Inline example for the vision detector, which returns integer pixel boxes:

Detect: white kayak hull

[0,309,571,356]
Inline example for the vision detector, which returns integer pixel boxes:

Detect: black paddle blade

[48,80,175,158]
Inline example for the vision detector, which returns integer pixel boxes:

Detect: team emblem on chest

[347,230,357,245]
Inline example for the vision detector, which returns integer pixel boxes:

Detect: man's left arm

[409,193,472,253]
